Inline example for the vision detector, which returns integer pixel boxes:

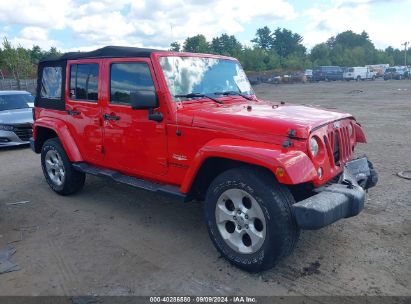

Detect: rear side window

[41,67,62,99]
[70,64,99,101]
[110,63,155,105]
[36,61,66,110]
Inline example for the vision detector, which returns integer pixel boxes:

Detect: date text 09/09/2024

[149,296,257,303]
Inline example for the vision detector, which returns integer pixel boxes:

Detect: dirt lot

[0,79,410,296]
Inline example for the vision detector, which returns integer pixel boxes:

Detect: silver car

[0,91,34,147]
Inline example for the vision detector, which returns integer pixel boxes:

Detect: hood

[185,100,352,139]
[0,108,33,125]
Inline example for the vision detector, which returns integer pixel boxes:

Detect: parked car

[30,46,378,272]
[312,66,344,81]
[0,90,34,147]
[384,66,408,80]
[304,69,313,82]
[343,67,376,81]
[366,64,389,78]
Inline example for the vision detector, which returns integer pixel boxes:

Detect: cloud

[43,0,295,50]
[20,27,48,41]
[9,27,58,50]
[125,0,296,47]
[69,11,135,43]
[337,0,402,7]
[0,0,408,51]
[302,1,410,49]
[0,0,71,30]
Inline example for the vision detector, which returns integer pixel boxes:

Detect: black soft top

[40,46,165,62]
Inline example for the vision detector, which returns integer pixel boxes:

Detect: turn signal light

[276,167,285,177]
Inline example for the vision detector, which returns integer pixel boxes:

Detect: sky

[0,0,410,52]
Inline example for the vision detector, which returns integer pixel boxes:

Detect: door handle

[67,109,81,116]
[103,113,120,121]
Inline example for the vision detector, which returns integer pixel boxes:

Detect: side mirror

[130,90,158,110]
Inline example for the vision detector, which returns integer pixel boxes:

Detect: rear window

[41,67,62,100]
[348,68,354,72]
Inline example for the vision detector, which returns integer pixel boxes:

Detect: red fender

[180,138,317,193]
[354,123,367,143]
[33,118,83,162]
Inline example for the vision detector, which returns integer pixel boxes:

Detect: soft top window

[41,67,62,100]
[36,60,66,110]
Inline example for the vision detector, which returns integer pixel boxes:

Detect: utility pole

[402,41,409,66]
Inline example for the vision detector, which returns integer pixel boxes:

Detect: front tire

[204,167,300,272]
[41,138,85,195]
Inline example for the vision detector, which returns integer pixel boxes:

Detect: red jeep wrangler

[30,46,378,272]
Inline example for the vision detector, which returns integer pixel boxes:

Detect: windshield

[159,56,254,101]
[0,94,33,111]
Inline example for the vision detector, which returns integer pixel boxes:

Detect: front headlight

[310,137,319,157]
[0,124,14,131]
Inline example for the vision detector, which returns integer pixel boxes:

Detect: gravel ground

[0,79,410,296]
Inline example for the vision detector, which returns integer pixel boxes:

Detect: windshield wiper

[213,91,254,101]
[174,93,224,104]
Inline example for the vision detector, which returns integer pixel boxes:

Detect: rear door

[101,58,167,177]
[65,60,104,163]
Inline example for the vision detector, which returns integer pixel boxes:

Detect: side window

[110,62,155,105]
[69,64,99,101]
[41,67,62,99]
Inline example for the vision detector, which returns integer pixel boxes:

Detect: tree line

[170,27,410,71]
[0,38,61,88]
[0,27,409,88]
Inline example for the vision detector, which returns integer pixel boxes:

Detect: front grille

[13,124,32,142]
[326,125,352,166]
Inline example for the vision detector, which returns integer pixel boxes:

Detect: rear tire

[41,138,85,195]
[204,167,300,272]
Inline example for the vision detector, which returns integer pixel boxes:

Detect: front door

[65,60,104,163]
[101,58,167,177]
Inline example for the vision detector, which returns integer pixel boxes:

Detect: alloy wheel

[45,150,66,186]
[215,189,266,254]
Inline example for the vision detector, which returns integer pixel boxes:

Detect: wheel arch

[33,118,83,162]
[181,138,317,200]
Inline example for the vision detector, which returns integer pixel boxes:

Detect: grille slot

[325,124,352,167]
[13,124,32,142]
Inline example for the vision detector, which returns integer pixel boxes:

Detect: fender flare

[180,138,317,193]
[354,123,367,143]
[33,118,83,162]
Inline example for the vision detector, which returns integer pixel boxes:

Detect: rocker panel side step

[72,162,187,202]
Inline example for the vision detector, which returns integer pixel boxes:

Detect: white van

[343,67,376,81]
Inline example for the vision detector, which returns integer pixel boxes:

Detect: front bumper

[292,157,378,230]
[0,130,30,147]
